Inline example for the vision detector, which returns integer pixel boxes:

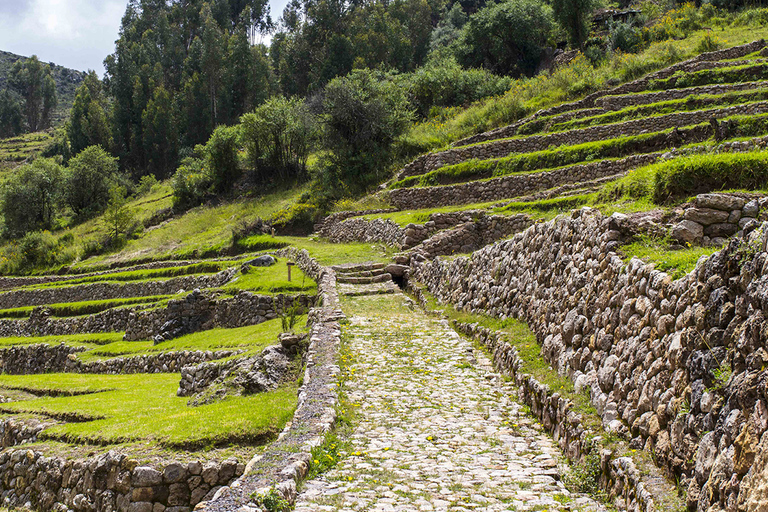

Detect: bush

[137,175,159,196]
[240,96,317,183]
[0,230,73,274]
[405,57,513,117]
[609,21,645,53]
[65,145,119,218]
[1,158,64,237]
[458,0,555,77]
[171,157,211,210]
[205,125,241,194]
[321,69,414,195]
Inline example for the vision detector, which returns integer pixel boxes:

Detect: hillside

[3,7,768,512]
[0,49,86,126]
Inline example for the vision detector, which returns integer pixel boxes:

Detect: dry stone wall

[671,193,768,246]
[596,80,768,110]
[447,40,766,148]
[389,153,660,210]
[410,208,768,512]
[411,214,531,259]
[0,343,239,375]
[400,101,768,178]
[0,269,237,309]
[0,449,244,512]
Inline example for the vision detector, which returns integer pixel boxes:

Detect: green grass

[356,201,502,227]
[550,89,768,132]
[0,373,297,448]
[78,316,306,361]
[620,235,720,279]
[0,332,125,348]
[26,261,234,290]
[222,264,316,295]
[0,296,170,319]
[397,23,768,154]
[649,62,768,90]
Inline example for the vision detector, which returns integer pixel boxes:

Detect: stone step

[336,274,393,285]
[337,281,397,297]
[331,262,387,273]
[333,268,389,278]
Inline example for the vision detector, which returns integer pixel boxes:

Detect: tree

[240,96,317,182]
[9,56,58,132]
[142,85,180,179]
[321,69,414,194]
[103,185,135,241]
[0,90,24,138]
[205,125,241,193]
[553,0,597,49]
[68,72,113,155]
[65,146,120,218]
[458,0,554,76]
[1,158,64,237]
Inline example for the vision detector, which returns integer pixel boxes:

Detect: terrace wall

[410,208,768,511]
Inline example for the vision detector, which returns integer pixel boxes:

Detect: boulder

[671,220,703,244]
[246,255,277,267]
[704,223,738,237]
[683,208,729,226]
[385,264,410,277]
[696,194,745,211]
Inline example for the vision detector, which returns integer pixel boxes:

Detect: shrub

[136,175,159,196]
[171,157,211,210]
[405,56,513,117]
[0,230,74,274]
[609,21,645,53]
[322,69,414,195]
[240,97,317,183]
[65,145,119,218]
[1,158,64,237]
[205,125,241,193]
[103,185,135,245]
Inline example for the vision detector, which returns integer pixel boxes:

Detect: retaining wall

[389,153,660,210]
[410,208,768,511]
[0,269,238,310]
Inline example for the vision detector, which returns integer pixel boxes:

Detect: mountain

[0,49,87,126]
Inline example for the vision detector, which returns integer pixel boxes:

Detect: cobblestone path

[295,293,605,512]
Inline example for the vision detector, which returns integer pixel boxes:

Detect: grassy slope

[0,131,55,172]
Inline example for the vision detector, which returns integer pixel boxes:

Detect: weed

[251,487,290,512]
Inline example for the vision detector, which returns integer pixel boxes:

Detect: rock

[246,255,277,267]
[704,222,738,237]
[738,430,768,510]
[684,208,730,226]
[743,199,760,217]
[133,467,163,487]
[696,194,746,211]
[164,463,187,484]
[384,264,409,278]
[671,220,703,244]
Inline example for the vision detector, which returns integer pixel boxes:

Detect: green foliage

[0,230,71,274]
[565,448,602,495]
[64,145,120,218]
[620,234,719,279]
[103,185,135,244]
[609,20,645,53]
[141,86,180,179]
[1,158,64,237]
[270,202,322,235]
[405,56,512,117]
[67,71,112,155]
[281,299,304,332]
[136,175,159,196]
[240,96,317,183]
[172,157,211,210]
[9,55,58,132]
[458,0,555,76]
[553,0,597,48]
[652,151,768,203]
[321,69,415,196]
[205,125,242,194]
[251,488,290,512]
[0,89,24,138]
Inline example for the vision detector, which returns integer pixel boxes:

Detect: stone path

[294,293,605,512]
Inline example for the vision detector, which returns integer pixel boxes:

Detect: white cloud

[0,0,125,74]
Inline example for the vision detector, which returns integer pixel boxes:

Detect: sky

[0,0,288,75]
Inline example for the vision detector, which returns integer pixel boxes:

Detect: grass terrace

[0,296,170,319]
[0,332,125,349]
[0,373,297,448]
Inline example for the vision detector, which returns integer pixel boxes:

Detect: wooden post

[287,261,295,282]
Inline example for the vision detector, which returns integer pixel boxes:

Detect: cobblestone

[295,293,605,512]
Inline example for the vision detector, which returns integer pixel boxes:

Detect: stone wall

[449,40,766,148]
[389,153,660,210]
[399,101,768,179]
[671,193,767,246]
[0,343,239,375]
[412,214,531,259]
[410,208,768,511]
[313,209,397,234]
[0,449,244,512]
[596,81,768,111]
[0,269,238,310]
